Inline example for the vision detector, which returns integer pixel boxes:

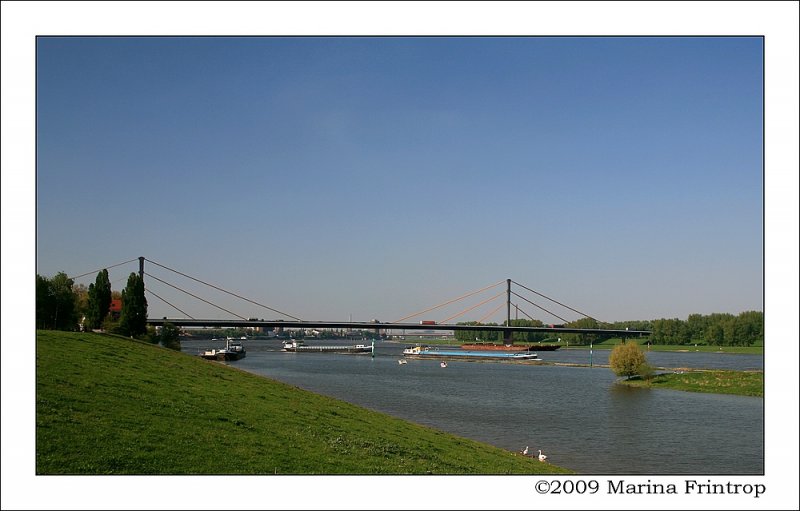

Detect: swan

[538,449,547,462]
[522,446,529,456]
[440,361,447,368]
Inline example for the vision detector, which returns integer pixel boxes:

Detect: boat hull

[403,347,540,361]
[283,345,373,353]
[218,351,246,361]
[200,350,246,361]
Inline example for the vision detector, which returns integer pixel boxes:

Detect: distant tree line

[618,311,764,346]
[455,310,764,347]
[454,319,559,343]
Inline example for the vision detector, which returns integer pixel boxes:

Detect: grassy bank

[619,370,764,397]
[36,331,572,475]
[572,341,763,355]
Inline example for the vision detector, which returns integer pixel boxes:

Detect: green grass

[619,370,764,397]
[36,330,572,475]
[567,341,763,355]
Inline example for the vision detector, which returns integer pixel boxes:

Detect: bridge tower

[138,256,145,281]
[504,278,512,345]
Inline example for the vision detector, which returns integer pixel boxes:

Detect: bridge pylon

[504,278,512,345]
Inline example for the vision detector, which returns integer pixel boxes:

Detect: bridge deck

[147,318,649,336]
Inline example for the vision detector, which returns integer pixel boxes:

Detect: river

[181,339,764,474]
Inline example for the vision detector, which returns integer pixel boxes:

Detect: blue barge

[402,345,540,361]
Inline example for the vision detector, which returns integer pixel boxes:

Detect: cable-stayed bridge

[70,257,651,340]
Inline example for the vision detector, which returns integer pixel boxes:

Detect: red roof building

[110,298,122,320]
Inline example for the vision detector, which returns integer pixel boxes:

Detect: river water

[181,339,764,475]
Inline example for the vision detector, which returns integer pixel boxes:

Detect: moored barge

[200,338,246,361]
[282,339,374,354]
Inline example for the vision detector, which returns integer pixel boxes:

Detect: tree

[609,341,652,380]
[562,317,600,346]
[36,274,55,329]
[158,322,182,351]
[36,272,78,330]
[73,283,89,325]
[85,269,112,330]
[119,273,148,338]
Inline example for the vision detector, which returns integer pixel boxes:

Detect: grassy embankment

[36,331,572,475]
[567,338,764,355]
[618,370,763,397]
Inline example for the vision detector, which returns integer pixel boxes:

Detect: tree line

[615,311,764,346]
[36,270,180,350]
[455,310,764,347]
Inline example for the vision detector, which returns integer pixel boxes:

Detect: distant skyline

[33,35,766,323]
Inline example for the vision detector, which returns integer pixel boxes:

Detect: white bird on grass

[522,446,529,456]
[538,449,548,462]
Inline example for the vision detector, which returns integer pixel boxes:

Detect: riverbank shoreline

[36,330,573,475]
[616,370,763,397]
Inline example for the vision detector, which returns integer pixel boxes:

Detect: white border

[3,2,798,510]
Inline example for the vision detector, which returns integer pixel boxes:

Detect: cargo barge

[403,345,540,361]
[282,339,374,354]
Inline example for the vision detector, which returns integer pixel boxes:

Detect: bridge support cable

[477,301,507,324]
[145,289,195,319]
[439,291,506,324]
[510,291,570,324]
[68,258,140,281]
[391,279,506,324]
[509,302,537,322]
[143,271,248,320]
[511,280,600,322]
[144,258,302,320]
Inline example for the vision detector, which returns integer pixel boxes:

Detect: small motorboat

[398,359,407,365]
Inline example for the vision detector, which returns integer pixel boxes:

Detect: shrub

[609,341,652,380]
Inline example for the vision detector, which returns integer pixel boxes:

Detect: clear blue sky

[35,36,764,323]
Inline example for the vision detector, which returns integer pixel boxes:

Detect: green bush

[609,341,652,380]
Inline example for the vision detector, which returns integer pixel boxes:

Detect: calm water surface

[182,339,763,474]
